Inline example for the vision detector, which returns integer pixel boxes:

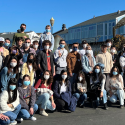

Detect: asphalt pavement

[19,101,125,125]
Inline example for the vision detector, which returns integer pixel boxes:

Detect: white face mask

[107,43,111,47]
[83,44,87,48]
[29,65,32,69]
[44,75,50,80]
[62,75,67,80]
[44,45,49,50]
[86,50,91,54]
[123,53,125,56]
[111,49,116,53]
[33,45,38,49]
[78,77,83,81]
[10,62,17,67]
[25,43,30,47]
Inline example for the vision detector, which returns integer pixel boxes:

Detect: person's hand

[23,36,27,39]
[49,49,51,52]
[70,73,72,77]
[100,91,103,98]
[7,104,12,108]
[112,87,116,90]
[29,108,34,115]
[58,50,62,57]
[89,71,92,74]
[0,114,9,121]
[52,101,56,109]
[53,72,55,76]
[80,88,83,93]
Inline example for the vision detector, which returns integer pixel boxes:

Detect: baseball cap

[0,37,5,42]
[82,40,87,44]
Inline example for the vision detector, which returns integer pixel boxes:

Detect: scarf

[86,53,94,70]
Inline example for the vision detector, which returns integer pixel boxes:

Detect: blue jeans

[74,93,87,105]
[110,90,124,105]
[0,104,21,125]
[36,93,55,111]
[18,104,38,119]
[69,73,77,87]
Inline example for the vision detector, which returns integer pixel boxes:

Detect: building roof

[69,10,125,29]
[53,29,68,35]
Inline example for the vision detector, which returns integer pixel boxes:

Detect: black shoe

[120,105,124,109]
[104,103,108,110]
[92,101,96,109]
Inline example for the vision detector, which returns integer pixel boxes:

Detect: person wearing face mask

[0,37,9,61]
[21,53,37,86]
[20,38,36,67]
[81,45,96,89]
[37,40,55,76]
[12,23,29,45]
[0,56,19,91]
[79,40,94,57]
[39,25,54,51]
[3,38,11,51]
[88,64,107,109]
[53,70,77,112]
[110,46,119,67]
[18,75,38,121]
[34,70,56,116]
[67,43,82,86]
[73,71,87,108]
[32,40,40,55]
[96,44,113,77]
[3,45,23,68]
[106,66,124,108]
[54,40,68,76]
[0,78,21,125]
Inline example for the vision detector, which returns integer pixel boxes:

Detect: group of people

[0,23,125,125]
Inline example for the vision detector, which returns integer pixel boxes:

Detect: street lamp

[50,17,55,34]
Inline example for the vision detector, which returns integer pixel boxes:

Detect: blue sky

[1,0,125,33]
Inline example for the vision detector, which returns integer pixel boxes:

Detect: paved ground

[19,101,125,125]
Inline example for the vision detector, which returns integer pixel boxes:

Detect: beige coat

[96,51,113,73]
[0,47,9,58]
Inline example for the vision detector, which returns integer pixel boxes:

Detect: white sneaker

[40,110,48,116]
[29,116,37,121]
[9,120,17,125]
[16,118,23,122]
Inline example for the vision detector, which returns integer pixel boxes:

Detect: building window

[82,27,88,38]
[109,22,115,36]
[88,26,96,38]
[105,23,107,35]
[97,24,103,36]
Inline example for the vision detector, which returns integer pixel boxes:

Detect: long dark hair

[26,53,37,71]
[76,71,86,84]
[41,70,53,86]
[92,64,104,81]
[109,66,120,78]
[59,70,69,86]
[7,78,18,103]
[7,56,19,74]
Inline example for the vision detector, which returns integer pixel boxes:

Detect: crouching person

[0,78,21,125]
[88,64,108,109]
[53,70,77,112]
[18,75,38,121]
[34,70,56,116]
[73,71,87,108]
[106,66,124,108]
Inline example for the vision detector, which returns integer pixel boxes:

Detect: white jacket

[0,90,20,114]
[119,56,125,72]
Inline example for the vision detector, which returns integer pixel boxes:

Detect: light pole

[50,17,55,34]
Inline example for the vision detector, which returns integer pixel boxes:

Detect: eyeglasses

[25,42,30,43]
[60,43,65,44]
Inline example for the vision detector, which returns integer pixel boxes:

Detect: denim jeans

[69,73,77,87]
[36,93,55,111]
[110,90,124,105]
[73,93,87,105]
[18,104,38,119]
[0,104,21,125]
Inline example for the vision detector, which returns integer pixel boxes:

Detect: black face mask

[28,59,34,63]
[20,27,25,32]
[0,42,3,47]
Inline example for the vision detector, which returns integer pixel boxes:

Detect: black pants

[85,73,91,90]
[55,99,67,111]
